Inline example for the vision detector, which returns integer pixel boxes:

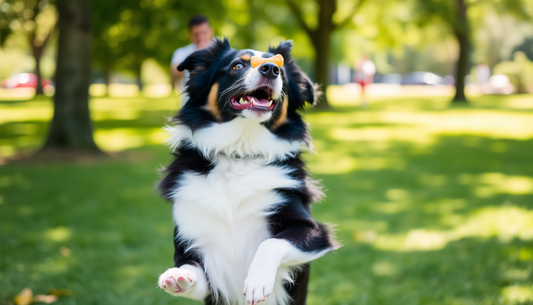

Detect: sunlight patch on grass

[475,173,533,196]
[89,84,107,96]
[329,126,436,145]
[94,128,167,151]
[0,103,53,124]
[90,97,179,112]
[0,95,179,124]
[92,110,141,121]
[365,205,533,251]
[44,227,72,242]
[472,94,533,109]
[305,151,357,174]
[501,285,533,304]
[381,111,533,140]
[0,145,16,157]
[0,88,36,100]
[306,151,407,174]
[458,173,533,198]
[309,110,533,145]
[108,84,139,97]
[327,84,455,106]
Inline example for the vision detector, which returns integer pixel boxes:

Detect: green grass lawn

[1,93,533,304]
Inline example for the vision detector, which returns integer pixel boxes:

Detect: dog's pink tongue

[249,97,270,107]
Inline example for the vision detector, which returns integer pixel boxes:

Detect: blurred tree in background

[0,0,56,95]
[92,0,226,92]
[42,0,100,153]
[284,0,366,108]
[413,0,531,103]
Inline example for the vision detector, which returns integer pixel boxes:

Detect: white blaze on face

[243,50,283,100]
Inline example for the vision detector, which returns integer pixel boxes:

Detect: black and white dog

[157,38,337,305]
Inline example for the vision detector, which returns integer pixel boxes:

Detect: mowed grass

[1,92,533,304]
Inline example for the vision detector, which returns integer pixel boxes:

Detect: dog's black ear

[268,40,293,62]
[178,37,232,103]
[178,37,231,72]
[269,40,318,110]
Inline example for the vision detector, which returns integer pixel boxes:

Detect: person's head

[188,15,213,49]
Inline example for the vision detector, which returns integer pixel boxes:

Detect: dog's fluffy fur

[157,38,336,305]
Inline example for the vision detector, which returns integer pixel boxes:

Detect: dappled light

[362,205,533,251]
[95,128,167,151]
[44,227,72,243]
[501,285,533,304]
[2,93,533,304]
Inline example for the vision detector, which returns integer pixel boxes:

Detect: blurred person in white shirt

[170,15,214,95]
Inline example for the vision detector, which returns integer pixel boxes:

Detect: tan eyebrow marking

[251,54,284,69]
[205,83,222,123]
[270,96,289,130]
[240,54,251,61]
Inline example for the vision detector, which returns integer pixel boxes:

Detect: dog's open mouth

[230,87,277,112]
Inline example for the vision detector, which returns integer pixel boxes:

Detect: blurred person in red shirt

[354,56,376,107]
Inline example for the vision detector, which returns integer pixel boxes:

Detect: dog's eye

[232,63,244,70]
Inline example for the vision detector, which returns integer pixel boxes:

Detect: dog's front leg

[158,264,209,300]
[244,193,336,304]
[159,226,210,300]
[243,239,283,304]
[243,238,330,304]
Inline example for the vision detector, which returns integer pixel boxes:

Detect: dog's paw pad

[158,267,196,295]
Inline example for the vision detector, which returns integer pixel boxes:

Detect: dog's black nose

[259,62,280,79]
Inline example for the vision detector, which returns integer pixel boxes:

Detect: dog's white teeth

[239,98,245,104]
[268,100,273,106]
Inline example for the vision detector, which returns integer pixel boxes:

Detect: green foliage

[0,0,56,46]
[91,0,227,77]
[494,51,533,93]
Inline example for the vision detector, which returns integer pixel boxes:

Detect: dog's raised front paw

[243,263,277,304]
[158,267,196,296]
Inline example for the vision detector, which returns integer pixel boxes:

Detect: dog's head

[177,38,317,132]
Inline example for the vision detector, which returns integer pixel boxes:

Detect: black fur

[173,226,202,268]
[268,190,334,253]
[158,146,214,201]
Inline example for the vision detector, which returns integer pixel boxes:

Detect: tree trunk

[34,51,44,95]
[312,35,331,109]
[30,33,45,95]
[453,0,469,103]
[42,0,100,153]
[312,0,336,109]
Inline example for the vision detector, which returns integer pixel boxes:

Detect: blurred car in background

[401,71,444,86]
[381,73,403,84]
[1,73,53,89]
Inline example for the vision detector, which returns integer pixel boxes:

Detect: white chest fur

[171,156,301,304]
